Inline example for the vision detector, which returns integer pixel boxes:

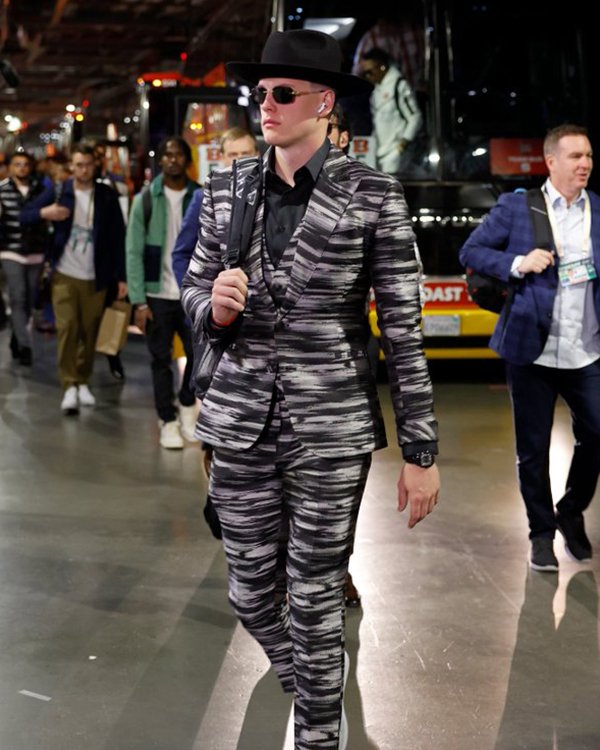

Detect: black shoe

[19,346,32,366]
[106,353,125,380]
[556,512,592,561]
[530,537,559,572]
[344,572,361,608]
[9,333,20,360]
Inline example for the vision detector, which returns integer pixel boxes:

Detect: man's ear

[339,132,350,151]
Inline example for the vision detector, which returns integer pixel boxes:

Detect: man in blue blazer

[460,124,600,572]
[172,127,258,286]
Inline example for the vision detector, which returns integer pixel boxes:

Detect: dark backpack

[465,188,553,313]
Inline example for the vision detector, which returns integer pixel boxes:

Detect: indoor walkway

[0,327,598,750]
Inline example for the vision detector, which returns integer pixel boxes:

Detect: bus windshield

[438,0,586,184]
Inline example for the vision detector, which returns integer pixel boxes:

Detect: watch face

[407,452,435,467]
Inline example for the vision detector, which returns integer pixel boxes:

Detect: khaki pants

[52,271,106,389]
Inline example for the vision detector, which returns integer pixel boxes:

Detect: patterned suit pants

[210,389,371,749]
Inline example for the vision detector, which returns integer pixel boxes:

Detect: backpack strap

[225,156,261,269]
[394,76,408,124]
[141,186,152,232]
[526,188,553,250]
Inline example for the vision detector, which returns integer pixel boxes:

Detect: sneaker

[338,650,350,750]
[179,403,199,442]
[159,419,184,449]
[61,385,79,415]
[556,512,592,561]
[530,537,559,572]
[78,384,96,407]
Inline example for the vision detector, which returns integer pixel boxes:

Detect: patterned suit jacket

[181,146,438,459]
[459,190,600,365]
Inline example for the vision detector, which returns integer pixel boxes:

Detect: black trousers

[506,359,600,539]
[146,297,195,422]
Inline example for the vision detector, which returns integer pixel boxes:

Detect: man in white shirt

[47,143,127,413]
[459,124,600,571]
[126,137,201,449]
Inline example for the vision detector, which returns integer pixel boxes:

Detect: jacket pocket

[143,243,162,282]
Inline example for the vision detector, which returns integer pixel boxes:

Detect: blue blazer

[172,188,204,288]
[459,190,600,365]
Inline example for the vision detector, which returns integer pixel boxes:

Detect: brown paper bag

[95,301,132,355]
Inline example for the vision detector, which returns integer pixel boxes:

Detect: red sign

[423,279,476,308]
[352,138,369,154]
[490,138,545,176]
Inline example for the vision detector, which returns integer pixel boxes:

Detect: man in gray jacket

[182,29,440,750]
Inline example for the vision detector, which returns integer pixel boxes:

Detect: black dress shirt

[264,140,330,268]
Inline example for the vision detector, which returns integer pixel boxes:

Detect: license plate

[422,315,461,337]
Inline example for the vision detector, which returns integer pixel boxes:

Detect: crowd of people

[0,22,599,750]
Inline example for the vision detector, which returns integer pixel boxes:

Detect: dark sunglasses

[327,121,340,135]
[250,85,327,105]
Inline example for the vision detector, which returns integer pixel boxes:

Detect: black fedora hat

[227,29,373,98]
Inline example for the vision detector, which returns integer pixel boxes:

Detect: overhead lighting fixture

[6,115,22,132]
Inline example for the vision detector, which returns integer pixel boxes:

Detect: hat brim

[226,61,373,98]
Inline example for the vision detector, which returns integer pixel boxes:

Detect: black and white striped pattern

[181,147,438,456]
[210,390,370,748]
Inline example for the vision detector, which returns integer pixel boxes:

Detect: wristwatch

[405,451,436,468]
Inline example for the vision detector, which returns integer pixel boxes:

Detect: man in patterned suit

[181,29,440,750]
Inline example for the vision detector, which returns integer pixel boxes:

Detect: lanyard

[84,188,95,229]
[542,188,590,259]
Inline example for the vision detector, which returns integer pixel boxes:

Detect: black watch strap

[405,451,436,468]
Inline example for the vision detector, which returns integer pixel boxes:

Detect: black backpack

[465,188,553,313]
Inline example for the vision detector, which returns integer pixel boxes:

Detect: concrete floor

[0,328,599,750]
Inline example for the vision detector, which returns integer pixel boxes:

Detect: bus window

[282,0,591,358]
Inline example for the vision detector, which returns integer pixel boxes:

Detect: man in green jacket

[126,136,201,449]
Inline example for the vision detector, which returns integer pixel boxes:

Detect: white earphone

[317,102,326,114]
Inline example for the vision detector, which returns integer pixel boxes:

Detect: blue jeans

[506,359,600,538]
[2,259,42,348]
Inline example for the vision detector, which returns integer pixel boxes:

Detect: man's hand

[397,463,440,528]
[211,268,248,327]
[40,203,71,222]
[517,248,555,275]
[134,305,152,334]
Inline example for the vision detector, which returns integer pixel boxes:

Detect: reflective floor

[0,328,599,750]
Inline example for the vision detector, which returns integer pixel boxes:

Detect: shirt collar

[544,178,586,209]
[267,139,330,184]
